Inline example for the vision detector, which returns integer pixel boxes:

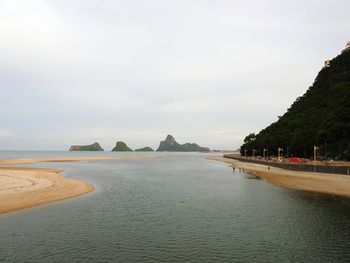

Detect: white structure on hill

[342,41,350,53]
[324,60,331,68]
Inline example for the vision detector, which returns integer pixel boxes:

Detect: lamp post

[278,147,283,160]
[314,145,319,162]
[263,148,268,159]
[252,149,257,157]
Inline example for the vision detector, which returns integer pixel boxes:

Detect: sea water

[1,152,350,262]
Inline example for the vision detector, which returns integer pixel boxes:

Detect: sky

[0,0,349,151]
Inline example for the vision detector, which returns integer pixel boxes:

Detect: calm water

[1,151,350,263]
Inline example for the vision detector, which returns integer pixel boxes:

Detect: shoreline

[0,167,94,214]
[0,156,160,214]
[211,156,350,198]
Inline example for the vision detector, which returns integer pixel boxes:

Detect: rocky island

[156,135,210,152]
[112,141,133,151]
[69,142,104,151]
[135,147,154,152]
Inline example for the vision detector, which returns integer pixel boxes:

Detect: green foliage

[135,147,154,152]
[157,135,210,152]
[112,141,133,151]
[244,133,256,144]
[241,50,350,160]
[69,142,104,151]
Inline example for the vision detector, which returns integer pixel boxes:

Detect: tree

[244,133,256,144]
[240,49,350,160]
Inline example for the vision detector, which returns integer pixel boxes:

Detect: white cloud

[0,129,14,140]
[0,0,349,150]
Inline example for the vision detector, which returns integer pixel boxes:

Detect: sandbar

[0,167,93,214]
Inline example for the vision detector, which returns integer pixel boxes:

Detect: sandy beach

[211,156,350,198]
[0,155,159,214]
[0,167,94,214]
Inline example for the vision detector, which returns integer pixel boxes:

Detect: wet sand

[0,156,159,214]
[0,155,159,165]
[0,167,94,214]
[211,156,350,198]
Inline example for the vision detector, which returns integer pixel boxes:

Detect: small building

[342,41,350,53]
[324,60,331,68]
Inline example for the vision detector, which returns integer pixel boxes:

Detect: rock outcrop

[69,142,104,151]
[156,135,210,152]
[135,147,154,152]
[112,141,133,152]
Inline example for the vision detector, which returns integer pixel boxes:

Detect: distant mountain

[156,135,210,152]
[112,141,133,152]
[241,45,350,160]
[157,135,183,151]
[135,146,154,152]
[69,142,104,151]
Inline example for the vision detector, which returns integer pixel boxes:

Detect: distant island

[135,147,154,152]
[68,137,210,152]
[156,135,210,152]
[241,43,350,160]
[69,142,104,151]
[112,141,133,152]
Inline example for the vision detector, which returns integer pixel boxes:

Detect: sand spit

[0,167,94,214]
[211,156,350,198]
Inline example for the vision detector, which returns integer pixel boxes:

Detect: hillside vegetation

[69,143,104,151]
[112,141,133,152]
[135,147,154,152]
[157,135,210,152]
[241,49,350,160]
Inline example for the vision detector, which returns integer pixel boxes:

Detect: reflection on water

[1,152,350,263]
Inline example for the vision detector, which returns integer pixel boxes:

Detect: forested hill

[241,48,350,160]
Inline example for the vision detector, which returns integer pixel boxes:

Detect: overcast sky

[0,0,349,151]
